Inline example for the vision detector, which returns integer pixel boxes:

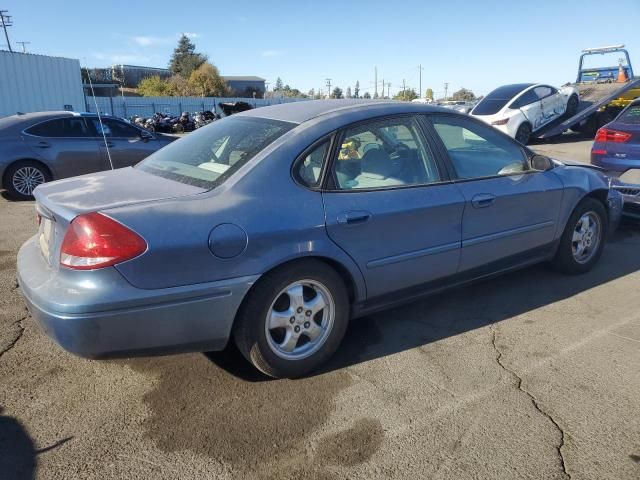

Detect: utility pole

[402,79,407,100]
[418,64,424,98]
[444,82,449,101]
[381,77,384,98]
[374,66,378,98]
[0,10,13,53]
[386,81,391,98]
[325,78,332,98]
[16,41,29,53]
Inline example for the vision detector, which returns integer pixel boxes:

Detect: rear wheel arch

[2,158,53,189]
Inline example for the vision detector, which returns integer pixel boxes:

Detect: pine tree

[274,77,284,91]
[345,87,352,98]
[354,81,360,98]
[169,34,207,78]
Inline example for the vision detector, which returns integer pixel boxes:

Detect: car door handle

[471,194,496,208]
[35,141,50,148]
[337,211,372,225]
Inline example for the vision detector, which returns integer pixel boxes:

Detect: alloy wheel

[571,211,601,264]
[265,279,335,360]
[12,166,45,196]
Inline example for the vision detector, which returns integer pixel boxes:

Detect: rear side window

[431,116,529,179]
[618,104,640,124]
[472,84,533,115]
[137,116,294,189]
[92,118,141,138]
[295,140,330,188]
[510,90,538,109]
[26,118,90,138]
[533,86,553,99]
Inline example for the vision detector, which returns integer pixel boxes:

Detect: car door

[427,114,563,272]
[321,115,466,299]
[22,117,106,178]
[511,88,542,128]
[90,117,158,169]
[534,85,559,127]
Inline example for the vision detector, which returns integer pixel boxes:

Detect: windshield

[618,104,640,125]
[472,84,534,115]
[137,116,295,189]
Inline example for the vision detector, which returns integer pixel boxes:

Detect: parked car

[591,98,640,219]
[438,100,476,114]
[470,83,579,144]
[17,100,622,378]
[0,111,175,200]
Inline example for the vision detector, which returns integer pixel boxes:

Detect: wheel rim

[12,166,45,196]
[571,211,601,264]
[265,279,335,360]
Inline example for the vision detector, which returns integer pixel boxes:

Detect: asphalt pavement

[1,139,639,479]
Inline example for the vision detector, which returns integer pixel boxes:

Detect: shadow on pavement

[208,227,640,379]
[0,407,36,480]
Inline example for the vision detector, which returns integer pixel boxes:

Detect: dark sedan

[0,111,175,200]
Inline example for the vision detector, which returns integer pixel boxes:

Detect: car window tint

[471,84,534,115]
[431,116,529,179]
[618,104,640,124]
[92,118,140,138]
[137,116,294,190]
[534,86,553,99]
[331,117,441,190]
[26,118,90,138]
[510,90,538,109]
[296,140,329,188]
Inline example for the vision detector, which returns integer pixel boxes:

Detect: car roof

[237,99,447,124]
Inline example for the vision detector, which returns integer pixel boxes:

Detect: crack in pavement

[0,314,27,360]
[490,326,571,479]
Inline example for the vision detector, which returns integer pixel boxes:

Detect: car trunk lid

[33,167,206,268]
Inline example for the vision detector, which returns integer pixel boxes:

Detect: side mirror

[140,130,154,141]
[530,154,553,171]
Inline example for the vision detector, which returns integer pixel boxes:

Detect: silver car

[0,111,174,200]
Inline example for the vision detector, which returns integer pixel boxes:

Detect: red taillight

[491,118,509,126]
[591,149,607,155]
[594,128,632,143]
[60,212,147,270]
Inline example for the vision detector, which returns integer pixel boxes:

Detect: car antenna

[83,59,114,170]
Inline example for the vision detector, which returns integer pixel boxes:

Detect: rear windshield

[618,104,640,125]
[137,116,295,189]
[472,84,533,115]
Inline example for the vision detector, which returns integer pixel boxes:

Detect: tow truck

[536,45,640,140]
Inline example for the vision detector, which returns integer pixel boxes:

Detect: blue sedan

[17,100,623,378]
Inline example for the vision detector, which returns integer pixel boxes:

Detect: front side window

[26,118,90,138]
[92,118,141,138]
[331,116,441,190]
[137,116,294,189]
[533,86,553,100]
[431,116,529,179]
[510,90,538,109]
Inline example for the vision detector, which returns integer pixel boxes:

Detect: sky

[2,0,640,98]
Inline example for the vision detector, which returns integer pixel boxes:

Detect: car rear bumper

[591,154,640,173]
[17,236,258,358]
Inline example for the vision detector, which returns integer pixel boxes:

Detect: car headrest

[360,149,394,179]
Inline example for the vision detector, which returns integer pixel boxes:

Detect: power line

[0,10,13,53]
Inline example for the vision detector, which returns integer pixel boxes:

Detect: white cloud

[261,50,281,58]
[183,32,200,39]
[92,52,151,65]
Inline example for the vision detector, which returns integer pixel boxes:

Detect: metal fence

[84,95,305,119]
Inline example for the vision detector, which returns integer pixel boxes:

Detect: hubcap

[265,279,335,360]
[13,166,45,196]
[571,211,601,264]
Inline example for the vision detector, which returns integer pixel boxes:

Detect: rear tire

[551,198,607,275]
[565,95,579,118]
[4,160,51,201]
[515,123,531,145]
[233,260,349,378]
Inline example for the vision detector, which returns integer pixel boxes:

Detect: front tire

[233,260,349,378]
[4,161,51,200]
[565,95,579,118]
[551,198,607,275]
[515,123,531,145]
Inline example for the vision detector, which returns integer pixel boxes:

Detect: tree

[393,88,418,101]
[363,91,371,99]
[331,87,343,99]
[188,62,229,97]
[373,91,379,99]
[138,75,172,96]
[354,81,360,98]
[308,88,315,98]
[345,87,352,99]
[451,87,476,102]
[167,74,192,96]
[274,77,284,92]
[425,88,434,102]
[169,34,207,78]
